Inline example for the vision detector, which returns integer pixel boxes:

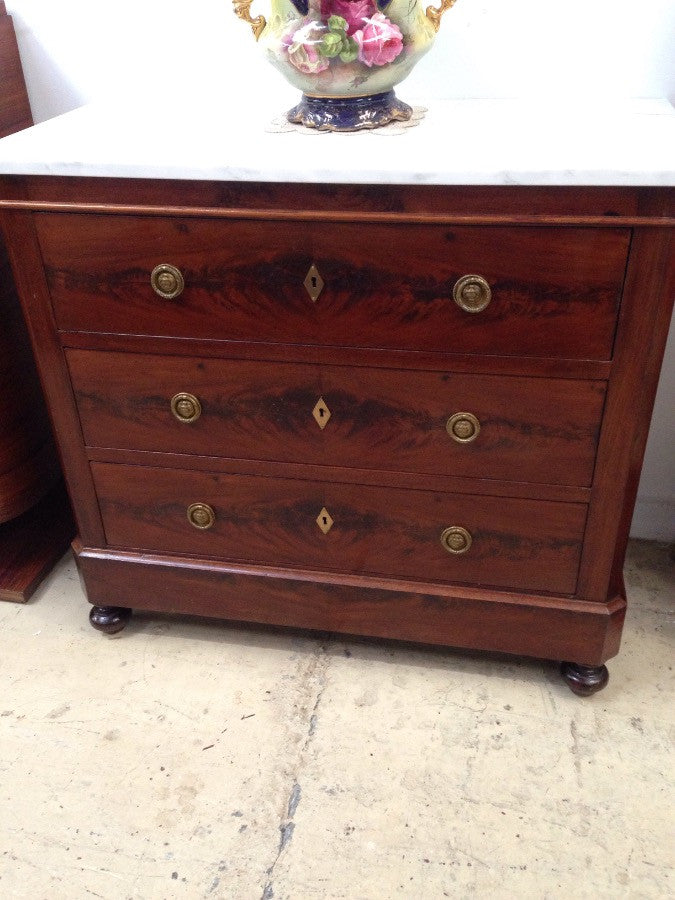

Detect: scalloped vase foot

[287,91,413,132]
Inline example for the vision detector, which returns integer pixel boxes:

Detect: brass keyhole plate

[304,264,324,302]
[316,507,334,534]
[312,397,331,429]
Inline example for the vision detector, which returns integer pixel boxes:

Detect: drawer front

[69,350,606,486]
[39,214,629,359]
[91,462,587,594]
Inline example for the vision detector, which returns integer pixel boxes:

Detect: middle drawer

[68,350,605,487]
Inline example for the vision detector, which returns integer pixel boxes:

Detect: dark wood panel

[0,210,106,545]
[578,228,675,600]
[68,349,606,486]
[0,211,57,523]
[11,176,672,223]
[91,461,587,595]
[37,213,629,359]
[0,482,73,602]
[77,545,626,666]
[84,447,592,504]
[59,330,614,379]
[311,223,629,359]
[0,441,60,522]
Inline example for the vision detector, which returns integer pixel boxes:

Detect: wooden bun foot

[560,662,609,696]
[89,605,132,635]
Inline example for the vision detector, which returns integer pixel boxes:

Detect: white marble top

[0,96,673,186]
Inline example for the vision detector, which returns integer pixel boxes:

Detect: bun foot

[561,662,609,696]
[89,605,132,635]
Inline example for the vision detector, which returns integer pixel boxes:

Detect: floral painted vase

[233,0,459,130]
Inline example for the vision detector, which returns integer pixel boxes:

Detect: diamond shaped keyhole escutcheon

[316,507,334,535]
[304,264,324,302]
[312,397,331,430]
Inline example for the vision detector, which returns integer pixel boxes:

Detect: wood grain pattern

[11,177,674,223]
[76,545,625,666]
[37,213,630,359]
[84,447,592,504]
[60,329,614,381]
[68,348,606,486]
[577,227,675,600]
[91,461,587,595]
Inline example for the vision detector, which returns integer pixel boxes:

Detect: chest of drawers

[1,176,672,694]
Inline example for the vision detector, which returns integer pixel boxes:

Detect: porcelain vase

[232,0,459,130]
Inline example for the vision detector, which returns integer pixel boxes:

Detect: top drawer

[36,213,630,360]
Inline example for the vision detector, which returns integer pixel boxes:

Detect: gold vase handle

[426,0,459,32]
[232,0,266,40]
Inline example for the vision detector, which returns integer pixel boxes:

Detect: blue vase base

[287,91,413,132]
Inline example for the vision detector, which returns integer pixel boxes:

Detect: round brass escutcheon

[187,502,216,530]
[440,525,473,555]
[453,274,492,313]
[446,412,480,443]
[151,264,185,300]
[171,392,202,424]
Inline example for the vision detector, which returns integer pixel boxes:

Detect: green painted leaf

[321,31,344,58]
[339,36,359,63]
[327,15,348,33]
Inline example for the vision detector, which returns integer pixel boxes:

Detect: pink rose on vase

[353,13,404,67]
[321,0,374,34]
[284,21,331,74]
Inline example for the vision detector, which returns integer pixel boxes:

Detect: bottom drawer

[91,462,587,595]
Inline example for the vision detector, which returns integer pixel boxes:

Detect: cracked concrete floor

[0,540,673,899]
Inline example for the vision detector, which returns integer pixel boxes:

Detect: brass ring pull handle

[232,0,267,40]
[446,412,480,443]
[187,503,216,530]
[440,525,472,555]
[171,393,202,424]
[151,264,185,300]
[453,275,492,313]
[426,0,459,32]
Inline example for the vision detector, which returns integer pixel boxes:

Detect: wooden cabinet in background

[0,1,73,601]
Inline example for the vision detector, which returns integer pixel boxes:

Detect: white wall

[7,0,675,122]
[5,0,675,539]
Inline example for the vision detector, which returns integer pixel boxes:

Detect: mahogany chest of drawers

[1,178,672,693]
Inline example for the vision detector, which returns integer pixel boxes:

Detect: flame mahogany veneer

[0,176,672,692]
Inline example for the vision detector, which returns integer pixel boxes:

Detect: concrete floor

[0,540,672,899]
